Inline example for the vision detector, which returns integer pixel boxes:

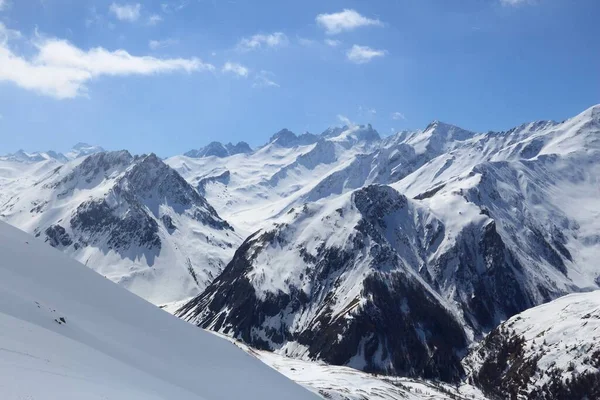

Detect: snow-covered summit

[184,141,252,158]
[1,142,105,163]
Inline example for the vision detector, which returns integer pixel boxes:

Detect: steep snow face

[0,151,241,305]
[167,125,383,234]
[0,220,318,400]
[464,291,600,400]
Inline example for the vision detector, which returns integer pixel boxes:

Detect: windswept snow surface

[0,220,318,400]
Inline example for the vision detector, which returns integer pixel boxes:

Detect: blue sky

[0,0,598,156]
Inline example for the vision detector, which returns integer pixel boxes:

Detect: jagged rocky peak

[184,141,253,158]
[118,153,232,230]
[268,129,319,147]
[48,150,133,188]
[348,123,381,142]
[225,141,252,154]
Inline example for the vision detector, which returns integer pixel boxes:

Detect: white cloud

[148,38,178,50]
[237,32,288,51]
[337,114,355,127]
[252,70,279,88]
[316,9,382,35]
[0,23,212,99]
[346,45,386,64]
[0,0,8,11]
[324,39,341,47]
[222,62,249,78]
[109,3,141,22]
[147,14,163,25]
[391,111,406,120]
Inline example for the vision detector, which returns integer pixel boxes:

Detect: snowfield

[0,220,318,400]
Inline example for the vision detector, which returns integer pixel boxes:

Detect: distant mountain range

[1,105,599,398]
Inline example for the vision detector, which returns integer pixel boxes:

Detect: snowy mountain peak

[268,129,319,147]
[1,142,104,163]
[66,142,105,159]
[184,141,253,158]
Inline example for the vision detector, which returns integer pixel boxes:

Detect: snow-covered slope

[464,291,600,400]
[0,151,241,305]
[0,220,318,400]
[177,104,600,381]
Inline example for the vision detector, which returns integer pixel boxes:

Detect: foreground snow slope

[464,290,600,400]
[0,221,317,400]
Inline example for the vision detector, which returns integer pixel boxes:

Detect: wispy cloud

[161,1,188,13]
[346,45,386,64]
[109,3,141,22]
[222,62,249,78]
[0,0,8,11]
[316,9,382,35]
[359,105,376,117]
[237,32,288,51]
[391,111,406,120]
[148,38,178,50]
[0,23,212,99]
[147,14,163,26]
[337,114,355,127]
[252,70,279,88]
[500,0,532,5]
[324,39,341,47]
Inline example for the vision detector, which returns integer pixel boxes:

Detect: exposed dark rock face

[469,327,600,400]
[44,224,73,248]
[35,151,233,260]
[70,199,161,251]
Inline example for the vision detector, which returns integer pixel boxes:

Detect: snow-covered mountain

[1,142,105,163]
[184,141,252,158]
[464,290,600,400]
[0,150,241,305]
[168,124,382,234]
[2,105,600,396]
[177,104,600,380]
[0,220,318,400]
